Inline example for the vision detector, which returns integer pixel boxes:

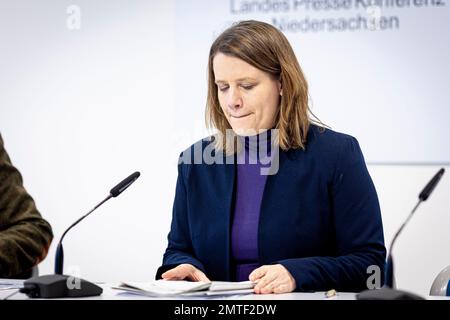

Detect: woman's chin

[231,127,260,136]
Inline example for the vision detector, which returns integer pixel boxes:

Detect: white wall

[0,0,178,283]
[0,0,449,296]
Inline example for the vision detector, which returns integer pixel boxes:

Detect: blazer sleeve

[277,135,386,292]
[0,134,54,278]
[155,157,205,279]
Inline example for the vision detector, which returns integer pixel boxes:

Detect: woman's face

[213,53,281,135]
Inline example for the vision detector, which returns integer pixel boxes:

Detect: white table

[1,280,449,300]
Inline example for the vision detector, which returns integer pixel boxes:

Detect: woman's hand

[249,264,296,294]
[161,264,210,282]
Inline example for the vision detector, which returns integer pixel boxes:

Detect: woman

[156,20,386,294]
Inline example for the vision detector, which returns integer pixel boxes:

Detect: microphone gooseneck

[54,171,141,275]
[385,168,445,288]
[54,194,112,274]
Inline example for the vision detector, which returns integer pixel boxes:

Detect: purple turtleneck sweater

[231,132,272,281]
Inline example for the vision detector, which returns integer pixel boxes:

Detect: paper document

[113,280,255,297]
[0,279,24,290]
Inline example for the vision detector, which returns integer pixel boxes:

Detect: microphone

[358,168,445,300]
[419,168,445,201]
[55,171,141,274]
[21,171,141,298]
[385,168,445,288]
[110,171,141,197]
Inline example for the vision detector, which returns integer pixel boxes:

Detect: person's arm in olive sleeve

[0,134,53,278]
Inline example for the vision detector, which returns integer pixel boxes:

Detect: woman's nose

[227,88,243,111]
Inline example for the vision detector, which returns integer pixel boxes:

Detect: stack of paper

[113,280,255,297]
[0,279,24,290]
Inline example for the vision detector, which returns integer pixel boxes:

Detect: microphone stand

[55,195,112,275]
[20,172,140,298]
[358,168,445,300]
[384,199,421,289]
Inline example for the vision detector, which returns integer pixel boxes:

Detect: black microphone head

[419,168,445,201]
[110,171,140,197]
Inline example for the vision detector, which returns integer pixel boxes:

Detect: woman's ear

[277,77,282,96]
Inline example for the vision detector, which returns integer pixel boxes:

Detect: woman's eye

[218,86,229,92]
[241,84,255,90]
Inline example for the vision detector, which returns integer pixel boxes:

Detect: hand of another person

[249,264,296,294]
[161,263,210,282]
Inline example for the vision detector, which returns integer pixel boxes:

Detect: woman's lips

[230,113,251,119]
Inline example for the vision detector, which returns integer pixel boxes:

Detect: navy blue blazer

[156,125,386,292]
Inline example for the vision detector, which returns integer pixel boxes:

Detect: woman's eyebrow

[215,77,257,84]
[236,77,257,82]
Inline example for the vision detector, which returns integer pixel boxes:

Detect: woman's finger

[254,270,278,293]
[258,279,278,294]
[249,266,268,282]
[162,264,191,280]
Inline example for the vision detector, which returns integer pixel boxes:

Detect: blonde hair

[206,20,322,153]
